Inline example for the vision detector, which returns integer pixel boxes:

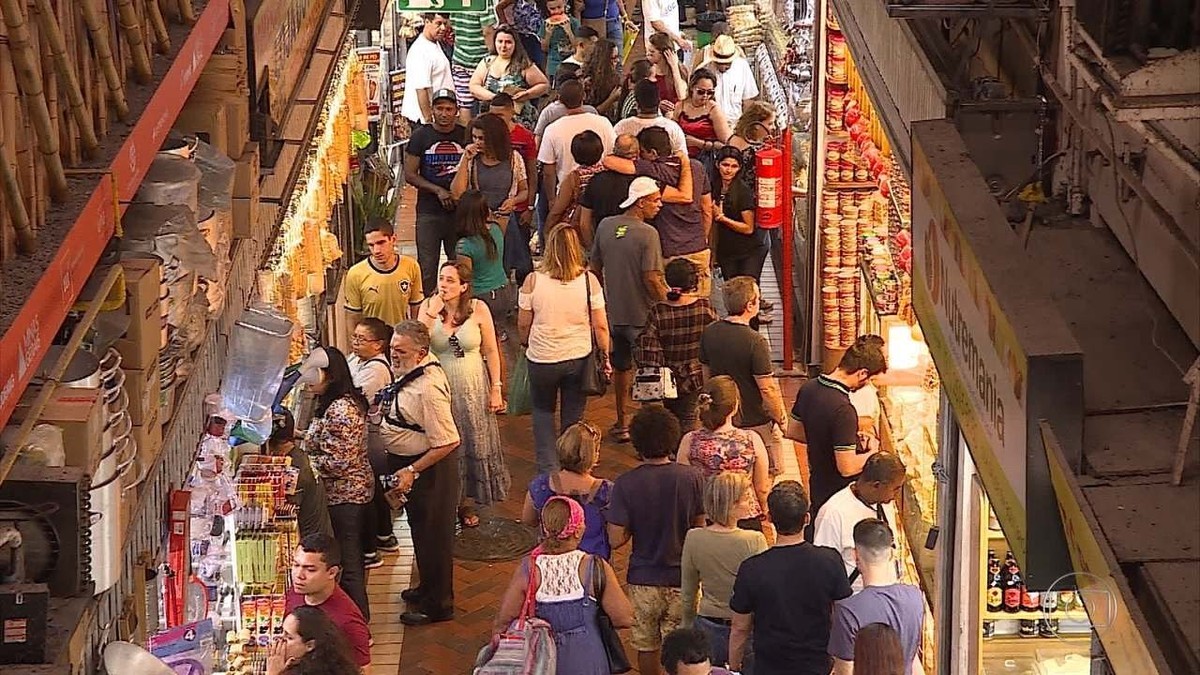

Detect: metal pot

[35,346,101,389]
[90,436,136,594]
[102,641,177,675]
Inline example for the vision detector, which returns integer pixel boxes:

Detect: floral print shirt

[307,396,373,505]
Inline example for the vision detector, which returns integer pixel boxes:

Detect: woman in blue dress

[494,496,633,675]
[521,421,614,558]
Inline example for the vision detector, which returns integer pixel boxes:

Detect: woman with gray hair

[680,472,767,670]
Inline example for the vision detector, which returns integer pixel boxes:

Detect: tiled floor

[365,186,809,674]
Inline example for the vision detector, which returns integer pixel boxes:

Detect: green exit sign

[394,0,489,12]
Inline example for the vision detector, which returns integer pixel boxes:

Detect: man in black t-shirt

[699,276,788,473]
[787,334,888,524]
[578,133,640,240]
[729,481,852,674]
[403,88,467,293]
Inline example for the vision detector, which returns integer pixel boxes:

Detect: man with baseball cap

[403,88,468,293]
[402,13,454,126]
[699,34,759,122]
[590,176,670,440]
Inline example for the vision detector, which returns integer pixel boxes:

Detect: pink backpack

[473,557,557,675]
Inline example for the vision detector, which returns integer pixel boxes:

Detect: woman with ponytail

[494,496,633,674]
[634,258,717,431]
[677,376,772,532]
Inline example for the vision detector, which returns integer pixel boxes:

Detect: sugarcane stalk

[31,0,99,156]
[0,0,68,200]
[177,0,195,24]
[114,0,154,83]
[80,0,130,119]
[0,135,35,254]
[144,0,171,53]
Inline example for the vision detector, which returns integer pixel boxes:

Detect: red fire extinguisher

[756,147,785,229]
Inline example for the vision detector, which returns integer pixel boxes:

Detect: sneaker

[363,552,385,569]
[376,535,401,552]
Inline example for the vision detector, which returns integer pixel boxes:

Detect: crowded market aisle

[362,186,808,674]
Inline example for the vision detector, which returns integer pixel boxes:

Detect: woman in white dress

[416,259,511,527]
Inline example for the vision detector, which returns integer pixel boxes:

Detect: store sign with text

[394,0,488,11]
[911,130,1030,559]
[357,47,386,123]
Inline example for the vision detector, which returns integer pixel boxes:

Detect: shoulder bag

[474,557,558,674]
[589,555,632,673]
[580,272,610,396]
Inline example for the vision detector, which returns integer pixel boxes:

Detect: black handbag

[580,272,610,397]
[590,555,632,673]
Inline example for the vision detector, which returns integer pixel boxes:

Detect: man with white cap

[698,35,759,122]
[590,177,670,441]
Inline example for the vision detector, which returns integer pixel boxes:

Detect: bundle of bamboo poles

[0,0,197,260]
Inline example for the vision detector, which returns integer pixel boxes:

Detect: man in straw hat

[698,34,759,122]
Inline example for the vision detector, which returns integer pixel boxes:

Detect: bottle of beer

[1041,590,1059,614]
[1002,561,1022,613]
[1021,586,1041,613]
[985,553,1003,613]
[1019,618,1038,638]
[982,620,995,640]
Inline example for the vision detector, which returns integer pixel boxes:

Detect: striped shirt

[449,4,497,69]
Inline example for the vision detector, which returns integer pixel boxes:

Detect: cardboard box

[121,365,161,426]
[115,259,162,369]
[226,99,251,159]
[131,413,162,488]
[11,387,105,472]
[232,194,260,239]
[175,102,229,156]
[233,143,260,199]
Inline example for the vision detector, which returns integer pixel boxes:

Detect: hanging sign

[392,0,489,12]
[357,47,386,122]
[911,119,1083,581]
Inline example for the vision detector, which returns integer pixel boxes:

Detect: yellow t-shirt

[343,256,424,325]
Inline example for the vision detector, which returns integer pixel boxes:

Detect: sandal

[457,505,481,528]
[611,425,631,444]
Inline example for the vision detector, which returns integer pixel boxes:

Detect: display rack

[813,3,914,351]
[0,0,232,435]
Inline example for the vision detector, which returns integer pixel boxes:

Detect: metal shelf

[0,0,232,434]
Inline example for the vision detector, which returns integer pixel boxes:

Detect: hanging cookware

[34,347,101,389]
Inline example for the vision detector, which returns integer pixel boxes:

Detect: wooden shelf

[982,609,1090,622]
[826,180,879,190]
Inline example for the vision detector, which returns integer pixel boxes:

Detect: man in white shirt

[401,13,454,126]
[699,35,760,122]
[613,80,687,153]
[813,452,907,592]
[642,0,690,52]
[537,79,615,205]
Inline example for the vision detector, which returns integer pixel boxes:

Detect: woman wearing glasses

[671,68,732,159]
[521,421,614,558]
[416,259,511,528]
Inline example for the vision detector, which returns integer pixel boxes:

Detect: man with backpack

[376,320,462,626]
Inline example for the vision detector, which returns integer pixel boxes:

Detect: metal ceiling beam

[886,2,1048,19]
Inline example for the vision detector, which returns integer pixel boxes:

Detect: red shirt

[286,587,372,666]
[510,123,537,211]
